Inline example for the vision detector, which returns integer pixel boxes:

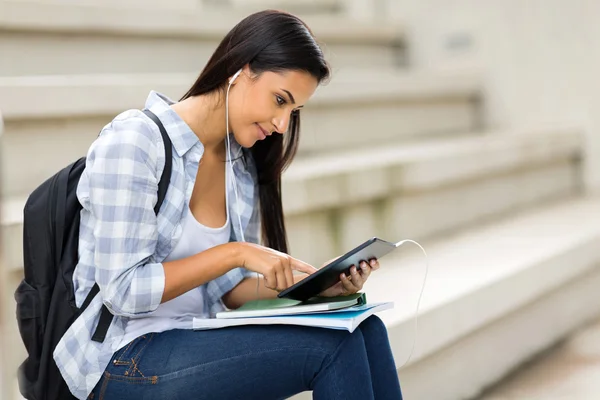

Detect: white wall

[382,0,600,193]
[343,0,389,21]
[0,108,10,400]
[7,0,201,10]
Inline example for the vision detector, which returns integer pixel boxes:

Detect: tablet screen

[277,237,398,301]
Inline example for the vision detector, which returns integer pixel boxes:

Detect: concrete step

[19,0,199,10]
[293,195,600,399]
[0,69,482,198]
[224,0,342,15]
[1,125,582,272]
[479,316,600,399]
[284,126,583,265]
[0,0,405,76]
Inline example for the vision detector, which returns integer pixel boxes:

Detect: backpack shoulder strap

[90,110,173,343]
[142,109,173,214]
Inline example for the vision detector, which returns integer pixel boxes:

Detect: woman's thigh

[92,324,360,400]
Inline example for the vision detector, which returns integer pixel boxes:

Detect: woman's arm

[222,274,307,309]
[161,243,240,303]
[86,118,169,317]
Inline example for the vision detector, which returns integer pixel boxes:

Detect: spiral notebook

[192,302,393,333]
[216,292,368,319]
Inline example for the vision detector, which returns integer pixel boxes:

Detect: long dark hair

[180,10,330,254]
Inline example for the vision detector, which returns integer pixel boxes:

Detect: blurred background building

[1,0,599,399]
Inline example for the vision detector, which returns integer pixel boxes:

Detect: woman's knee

[358,315,390,339]
[308,326,364,357]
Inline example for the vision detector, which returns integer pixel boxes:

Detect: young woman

[55,10,403,400]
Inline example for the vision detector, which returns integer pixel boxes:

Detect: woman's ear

[242,64,260,82]
[229,65,253,86]
[229,69,243,85]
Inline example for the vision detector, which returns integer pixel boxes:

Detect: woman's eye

[276,95,286,106]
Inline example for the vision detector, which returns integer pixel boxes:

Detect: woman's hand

[235,242,317,292]
[318,258,380,297]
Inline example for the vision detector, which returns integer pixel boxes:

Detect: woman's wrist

[224,242,244,271]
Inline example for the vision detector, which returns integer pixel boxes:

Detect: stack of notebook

[192,293,393,333]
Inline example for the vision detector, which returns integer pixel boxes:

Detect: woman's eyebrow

[281,89,296,104]
[281,89,304,108]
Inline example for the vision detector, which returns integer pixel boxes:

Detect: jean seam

[98,371,110,400]
[156,346,329,382]
[103,372,158,384]
[115,337,137,364]
[99,346,332,394]
[131,358,146,378]
[126,333,154,377]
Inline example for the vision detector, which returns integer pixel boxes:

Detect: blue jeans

[89,315,402,399]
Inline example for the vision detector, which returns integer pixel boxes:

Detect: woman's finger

[275,265,287,292]
[340,273,357,294]
[369,258,380,271]
[263,270,277,291]
[359,261,372,281]
[291,258,319,275]
[284,262,294,289]
[350,265,364,290]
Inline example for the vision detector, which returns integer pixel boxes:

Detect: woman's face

[228,67,319,148]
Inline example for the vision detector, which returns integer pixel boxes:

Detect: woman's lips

[255,123,268,140]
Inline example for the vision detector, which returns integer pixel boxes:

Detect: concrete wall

[380,0,600,193]
[23,0,201,10]
[0,108,10,400]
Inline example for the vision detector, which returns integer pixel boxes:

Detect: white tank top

[118,169,231,349]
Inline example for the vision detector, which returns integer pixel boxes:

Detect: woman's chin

[239,136,258,148]
[235,130,261,148]
[229,131,253,149]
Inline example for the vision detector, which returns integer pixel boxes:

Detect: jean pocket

[110,333,155,378]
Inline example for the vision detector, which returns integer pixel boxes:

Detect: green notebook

[216,293,367,319]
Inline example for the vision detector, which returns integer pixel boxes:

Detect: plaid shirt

[53,91,258,399]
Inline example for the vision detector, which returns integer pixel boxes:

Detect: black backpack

[14,110,172,400]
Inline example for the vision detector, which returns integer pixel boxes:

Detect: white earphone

[225,68,246,245]
[229,69,242,85]
[227,68,264,297]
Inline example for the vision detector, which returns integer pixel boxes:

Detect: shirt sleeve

[85,115,166,318]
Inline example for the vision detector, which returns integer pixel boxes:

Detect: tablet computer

[278,237,399,301]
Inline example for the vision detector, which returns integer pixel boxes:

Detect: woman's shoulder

[101,109,160,142]
[89,109,163,164]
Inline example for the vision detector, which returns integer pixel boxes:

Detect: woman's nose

[272,114,289,134]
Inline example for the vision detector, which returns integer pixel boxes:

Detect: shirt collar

[145,91,245,160]
[144,91,200,157]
